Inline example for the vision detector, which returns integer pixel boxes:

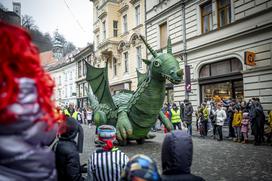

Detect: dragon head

[140,35,183,84]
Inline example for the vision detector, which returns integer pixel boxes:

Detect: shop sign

[185,65,191,92]
[244,51,256,66]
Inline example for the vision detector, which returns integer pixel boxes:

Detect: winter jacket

[161,130,205,181]
[268,111,272,128]
[214,108,227,126]
[232,111,242,127]
[184,102,194,122]
[241,112,250,133]
[0,78,57,181]
[54,117,85,181]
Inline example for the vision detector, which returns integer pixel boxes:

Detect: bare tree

[22,15,37,30]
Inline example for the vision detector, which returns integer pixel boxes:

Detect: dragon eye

[153,61,160,67]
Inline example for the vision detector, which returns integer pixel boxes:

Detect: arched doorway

[199,58,243,102]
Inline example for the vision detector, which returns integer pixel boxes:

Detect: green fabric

[86,36,183,144]
[86,63,116,110]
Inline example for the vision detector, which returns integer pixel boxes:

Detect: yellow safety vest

[171,109,181,123]
[64,109,78,120]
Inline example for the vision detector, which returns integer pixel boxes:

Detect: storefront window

[199,58,242,78]
[201,80,243,102]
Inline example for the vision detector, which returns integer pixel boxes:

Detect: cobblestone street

[80,125,272,181]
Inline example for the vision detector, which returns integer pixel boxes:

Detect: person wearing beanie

[53,117,85,181]
[87,125,129,181]
[121,154,161,181]
[161,130,205,181]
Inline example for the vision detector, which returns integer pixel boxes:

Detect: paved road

[80,125,272,181]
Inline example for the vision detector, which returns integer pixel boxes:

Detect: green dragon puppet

[86,35,183,144]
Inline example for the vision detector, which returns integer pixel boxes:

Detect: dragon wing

[136,69,147,87]
[86,61,116,110]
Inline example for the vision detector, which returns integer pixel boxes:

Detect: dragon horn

[167,37,172,54]
[139,35,157,58]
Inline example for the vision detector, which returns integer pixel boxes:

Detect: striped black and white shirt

[87,148,129,181]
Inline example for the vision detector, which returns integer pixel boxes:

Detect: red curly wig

[0,21,62,129]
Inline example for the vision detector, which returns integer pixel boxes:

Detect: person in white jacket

[213,103,227,141]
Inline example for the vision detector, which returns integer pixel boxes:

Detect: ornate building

[91,0,147,94]
[74,44,94,108]
[146,0,272,112]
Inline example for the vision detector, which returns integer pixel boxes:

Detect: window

[201,1,213,33]
[96,35,100,47]
[102,21,106,40]
[84,83,88,96]
[70,84,73,96]
[135,5,140,26]
[136,46,142,69]
[58,76,61,85]
[159,22,167,48]
[70,71,72,80]
[95,6,98,20]
[124,52,128,73]
[78,61,82,78]
[123,15,128,33]
[65,72,68,81]
[199,58,242,78]
[113,21,118,37]
[83,60,86,76]
[65,85,67,97]
[217,0,231,28]
[58,90,61,99]
[113,58,117,76]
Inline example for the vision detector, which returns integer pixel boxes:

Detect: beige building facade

[146,0,272,111]
[91,0,147,94]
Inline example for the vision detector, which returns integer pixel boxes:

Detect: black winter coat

[161,131,205,181]
[54,117,84,181]
[54,138,84,181]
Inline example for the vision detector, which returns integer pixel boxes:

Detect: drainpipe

[181,0,189,100]
[144,0,149,71]
[144,0,147,59]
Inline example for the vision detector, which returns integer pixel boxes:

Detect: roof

[40,51,57,66]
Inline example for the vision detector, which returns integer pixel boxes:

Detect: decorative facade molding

[118,4,129,13]
[129,0,140,5]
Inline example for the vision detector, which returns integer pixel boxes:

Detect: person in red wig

[0,21,62,181]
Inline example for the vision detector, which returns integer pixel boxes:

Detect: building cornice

[74,45,94,61]
[98,10,107,20]
[129,0,140,5]
[118,4,129,14]
[145,0,192,24]
[98,39,119,50]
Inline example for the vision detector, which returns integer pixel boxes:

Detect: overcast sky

[2,0,93,48]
